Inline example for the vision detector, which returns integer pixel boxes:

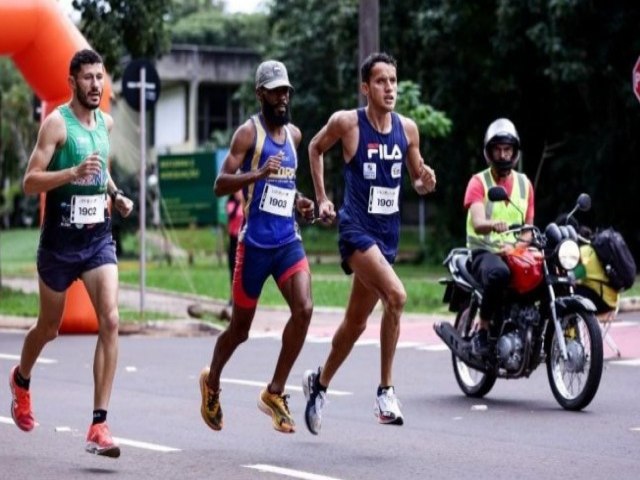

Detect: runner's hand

[114,194,134,218]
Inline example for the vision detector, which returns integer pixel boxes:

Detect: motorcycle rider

[464,118,535,356]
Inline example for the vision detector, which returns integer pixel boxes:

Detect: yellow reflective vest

[466,168,530,252]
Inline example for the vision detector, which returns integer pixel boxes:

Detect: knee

[487,265,510,288]
[226,324,250,344]
[292,299,313,327]
[384,287,407,315]
[99,311,119,336]
[38,321,60,342]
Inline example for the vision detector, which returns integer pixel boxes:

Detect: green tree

[72,0,173,79]
[0,59,38,223]
[170,6,267,47]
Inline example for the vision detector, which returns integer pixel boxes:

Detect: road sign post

[122,60,161,315]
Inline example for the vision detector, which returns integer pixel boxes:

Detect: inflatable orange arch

[1,0,113,333]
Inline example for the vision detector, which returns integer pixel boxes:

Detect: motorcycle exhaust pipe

[434,321,489,372]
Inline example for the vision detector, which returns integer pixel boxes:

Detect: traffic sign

[121,59,161,111]
[634,55,640,104]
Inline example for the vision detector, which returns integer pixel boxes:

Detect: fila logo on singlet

[367,143,402,160]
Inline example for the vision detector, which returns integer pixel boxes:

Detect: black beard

[77,89,100,110]
[262,101,290,126]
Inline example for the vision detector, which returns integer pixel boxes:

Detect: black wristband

[110,189,124,202]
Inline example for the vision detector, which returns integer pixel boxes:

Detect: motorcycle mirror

[487,186,525,224]
[565,192,592,223]
[487,186,508,202]
[577,193,591,212]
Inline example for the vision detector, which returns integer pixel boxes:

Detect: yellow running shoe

[257,388,295,433]
[199,368,223,431]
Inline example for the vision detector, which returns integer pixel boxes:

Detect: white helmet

[483,118,521,174]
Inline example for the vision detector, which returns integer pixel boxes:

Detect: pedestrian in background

[226,188,244,305]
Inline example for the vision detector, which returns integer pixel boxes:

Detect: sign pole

[139,67,147,315]
[122,58,161,316]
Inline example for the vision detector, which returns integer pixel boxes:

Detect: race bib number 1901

[368,186,399,215]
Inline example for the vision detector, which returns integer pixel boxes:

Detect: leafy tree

[72,0,173,79]
[0,59,38,225]
[170,9,268,47]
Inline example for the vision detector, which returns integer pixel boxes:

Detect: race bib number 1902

[70,194,106,224]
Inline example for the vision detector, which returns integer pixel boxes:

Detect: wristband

[110,189,124,202]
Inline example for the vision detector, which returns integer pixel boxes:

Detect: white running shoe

[302,367,326,435]
[374,386,404,425]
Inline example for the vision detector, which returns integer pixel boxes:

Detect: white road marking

[0,416,15,425]
[244,464,343,480]
[417,344,449,352]
[220,377,352,396]
[609,358,640,367]
[113,437,181,452]
[0,417,180,452]
[0,353,57,364]
[249,334,451,352]
[0,415,40,428]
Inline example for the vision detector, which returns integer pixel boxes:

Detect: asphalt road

[1,311,639,480]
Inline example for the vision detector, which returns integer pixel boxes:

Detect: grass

[2,227,639,319]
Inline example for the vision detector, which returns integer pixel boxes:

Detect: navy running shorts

[338,227,397,275]
[233,240,309,309]
[37,234,117,292]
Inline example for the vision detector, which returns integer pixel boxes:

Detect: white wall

[155,85,187,150]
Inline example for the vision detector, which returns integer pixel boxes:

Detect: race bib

[259,184,295,217]
[70,194,106,224]
[368,186,399,215]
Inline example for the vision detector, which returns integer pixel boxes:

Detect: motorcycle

[434,186,603,411]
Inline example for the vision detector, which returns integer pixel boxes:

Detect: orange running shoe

[258,388,295,433]
[199,368,223,431]
[85,422,121,458]
[9,365,35,432]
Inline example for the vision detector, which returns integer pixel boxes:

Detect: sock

[92,409,107,425]
[14,367,30,390]
[377,385,394,396]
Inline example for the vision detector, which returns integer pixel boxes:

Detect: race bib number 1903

[259,184,295,217]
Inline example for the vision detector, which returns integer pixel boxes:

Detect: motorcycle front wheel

[546,311,603,411]
[452,306,497,397]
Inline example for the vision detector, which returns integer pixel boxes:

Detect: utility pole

[358,0,379,106]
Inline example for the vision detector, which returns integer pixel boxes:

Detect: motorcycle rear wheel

[452,306,497,397]
[546,311,603,411]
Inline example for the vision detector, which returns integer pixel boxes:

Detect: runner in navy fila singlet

[338,108,409,270]
[302,52,437,435]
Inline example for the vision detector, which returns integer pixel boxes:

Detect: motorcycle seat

[453,252,483,292]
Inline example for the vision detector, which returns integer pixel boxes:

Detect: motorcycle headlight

[557,240,580,270]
